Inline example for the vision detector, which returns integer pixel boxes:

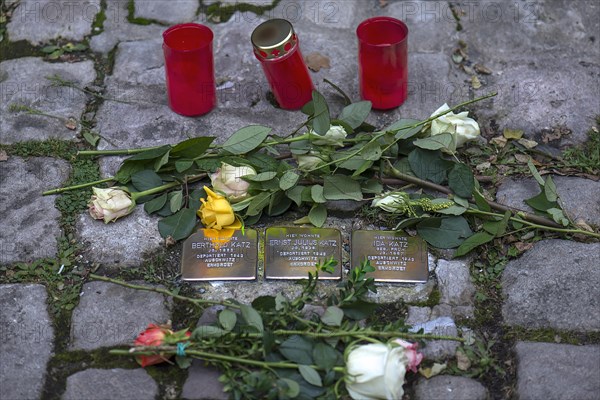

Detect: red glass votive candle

[163,23,216,116]
[357,17,409,110]
[251,19,314,110]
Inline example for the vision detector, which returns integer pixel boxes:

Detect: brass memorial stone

[181,229,258,281]
[351,230,428,283]
[265,227,342,279]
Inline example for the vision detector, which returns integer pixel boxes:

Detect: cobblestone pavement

[1,1,599,399]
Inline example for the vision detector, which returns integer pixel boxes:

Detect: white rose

[346,342,414,400]
[371,192,409,213]
[294,153,326,171]
[210,163,256,203]
[310,125,347,147]
[430,103,480,151]
[88,187,135,223]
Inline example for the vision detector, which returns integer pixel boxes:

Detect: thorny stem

[42,178,114,195]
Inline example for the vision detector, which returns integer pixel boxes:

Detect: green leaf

[280,170,300,191]
[157,208,197,241]
[448,163,475,198]
[240,304,263,333]
[286,186,305,206]
[268,192,292,216]
[360,141,382,161]
[128,145,171,161]
[527,159,545,186]
[313,343,339,370]
[544,175,558,202]
[246,171,277,182]
[321,306,343,326]
[131,170,163,191]
[221,125,271,154]
[42,45,60,53]
[338,101,372,129]
[312,90,330,135]
[361,179,383,194]
[252,296,276,311]
[246,152,280,171]
[434,202,467,216]
[192,325,228,339]
[454,232,494,257]
[175,355,192,369]
[497,210,511,237]
[308,204,327,227]
[82,130,100,146]
[48,50,63,59]
[408,148,454,184]
[311,185,326,203]
[548,208,569,226]
[299,365,323,387]
[144,193,168,214]
[525,192,557,212]
[188,188,205,212]
[473,189,491,212]
[246,192,271,216]
[278,379,300,398]
[351,160,374,177]
[171,137,214,158]
[454,196,469,208]
[219,309,237,331]
[169,190,183,213]
[340,300,378,320]
[175,159,194,173]
[280,335,314,364]
[153,149,170,171]
[417,217,473,248]
[386,118,422,139]
[323,175,363,201]
[413,133,454,151]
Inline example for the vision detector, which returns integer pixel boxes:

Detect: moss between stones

[126,0,164,26]
[504,327,600,346]
[91,0,107,35]
[409,287,441,308]
[203,0,281,23]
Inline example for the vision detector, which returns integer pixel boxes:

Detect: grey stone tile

[63,368,158,400]
[134,0,198,25]
[496,176,600,227]
[181,361,227,400]
[76,207,163,267]
[7,0,100,44]
[0,58,96,144]
[414,375,488,400]
[0,284,54,400]
[516,341,600,400]
[502,240,600,332]
[0,157,70,263]
[436,259,475,307]
[69,281,171,350]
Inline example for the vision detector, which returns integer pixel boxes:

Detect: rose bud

[210,163,256,203]
[197,186,236,230]
[134,323,173,367]
[429,103,480,152]
[88,187,135,223]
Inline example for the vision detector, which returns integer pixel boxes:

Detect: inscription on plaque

[181,229,258,281]
[265,227,342,280]
[351,230,428,283]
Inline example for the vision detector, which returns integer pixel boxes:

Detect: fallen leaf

[65,117,78,130]
[518,138,538,149]
[490,136,507,147]
[305,52,330,72]
[514,154,530,163]
[574,218,594,232]
[419,362,447,379]
[471,75,481,89]
[515,242,534,252]
[452,53,463,64]
[541,127,569,143]
[474,64,492,75]
[456,349,471,371]
[462,64,475,75]
[0,149,8,162]
[503,128,524,139]
[165,236,177,247]
[379,0,388,7]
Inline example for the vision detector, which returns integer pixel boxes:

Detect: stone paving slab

[516,341,600,400]
[497,176,600,227]
[0,58,96,144]
[0,284,54,400]
[89,0,165,54]
[502,240,600,332]
[181,361,228,400]
[69,281,171,350]
[414,375,489,400]
[62,368,158,400]
[134,0,198,25]
[76,206,163,266]
[0,157,71,263]
[6,0,100,44]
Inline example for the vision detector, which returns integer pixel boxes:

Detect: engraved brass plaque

[265,227,342,280]
[181,229,258,281]
[351,230,428,283]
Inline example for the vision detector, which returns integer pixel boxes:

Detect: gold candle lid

[251,19,297,60]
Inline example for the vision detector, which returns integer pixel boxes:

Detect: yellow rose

[197,186,237,230]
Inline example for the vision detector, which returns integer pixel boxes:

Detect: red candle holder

[163,23,217,116]
[251,19,314,110]
[357,17,409,110]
